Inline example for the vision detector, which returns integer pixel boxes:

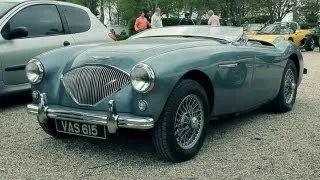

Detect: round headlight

[130,63,155,93]
[26,59,44,84]
[273,36,285,44]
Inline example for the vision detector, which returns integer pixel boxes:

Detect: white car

[0,0,115,96]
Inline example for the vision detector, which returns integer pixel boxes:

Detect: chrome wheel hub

[191,117,199,129]
[310,39,315,49]
[174,95,204,150]
[284,69,296,104]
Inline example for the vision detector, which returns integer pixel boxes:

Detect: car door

[60,5,112,44]
[213,46,255,115]
[0,4,74,86]
[251,45,283,105]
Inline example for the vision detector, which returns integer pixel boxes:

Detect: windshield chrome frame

[129,26,244,43]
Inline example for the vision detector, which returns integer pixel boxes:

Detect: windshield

[260,24,294,35]
[244,24,264,31]
[0,2,18,18]
[130,26,243,42]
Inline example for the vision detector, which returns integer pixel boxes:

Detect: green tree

[298,0,320,24]
[67,0,100,15]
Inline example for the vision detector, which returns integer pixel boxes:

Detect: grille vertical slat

[62,65,130,106]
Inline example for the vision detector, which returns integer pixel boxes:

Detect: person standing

[151,8,163,28]
[179,12,195,25]
[134,10,151,33]
[207,10,220,26]
[145,9,152,24]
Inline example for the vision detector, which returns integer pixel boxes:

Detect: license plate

[55,119,106,139]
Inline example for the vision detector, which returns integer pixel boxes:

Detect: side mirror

[8,27,28,40]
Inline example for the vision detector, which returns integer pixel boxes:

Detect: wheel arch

[180,70,215,114]
[289,53,300,77]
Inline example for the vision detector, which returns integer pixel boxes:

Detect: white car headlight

[130,63,155,93]
[26,59,44,84]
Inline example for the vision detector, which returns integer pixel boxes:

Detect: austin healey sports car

[27,26,306,162]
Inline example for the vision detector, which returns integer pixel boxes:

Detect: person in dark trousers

[144,9,152,24]
[179,12,195,25]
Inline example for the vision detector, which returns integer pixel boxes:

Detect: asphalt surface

[0,49,320,179]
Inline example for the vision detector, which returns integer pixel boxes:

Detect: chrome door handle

[218,63,238,68]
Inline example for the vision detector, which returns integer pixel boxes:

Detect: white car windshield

[0,2,18,18]
[130,26,244,42]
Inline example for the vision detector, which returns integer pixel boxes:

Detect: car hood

[64,37,221,73]
[296,29,311,35]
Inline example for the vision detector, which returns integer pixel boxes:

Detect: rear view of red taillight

[108,33,117,41]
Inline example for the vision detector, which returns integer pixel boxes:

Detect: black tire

[38,118,71,138]
[305,38,315,51]
[272,59,298,113]
[152,79,209,162]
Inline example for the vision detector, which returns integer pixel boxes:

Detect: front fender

[137,46,228,121]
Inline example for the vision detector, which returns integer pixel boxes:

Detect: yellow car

[248,22,315,51]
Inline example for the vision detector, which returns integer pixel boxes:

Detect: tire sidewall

[309,38,315,51]
[279,60,298,110]
[162,80,209,161]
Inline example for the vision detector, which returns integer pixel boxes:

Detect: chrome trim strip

[27,104,39,115]
[118,115,154,130]
[218,63,238,68]
[26,94,154,133]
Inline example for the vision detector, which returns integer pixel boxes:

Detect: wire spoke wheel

[283,69,296,104]
[310,38,315,49]
[174,94,204,150]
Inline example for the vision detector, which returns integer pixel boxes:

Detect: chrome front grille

[62,65,130,105]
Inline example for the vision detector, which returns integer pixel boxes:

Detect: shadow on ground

[33,106,276,164]
[0,93,32,109]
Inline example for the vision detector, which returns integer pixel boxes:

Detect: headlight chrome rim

[130,63,155,93]
[273,36,285,44]
[26,59,44,84]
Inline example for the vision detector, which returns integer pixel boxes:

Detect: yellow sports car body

[248,22,315,51]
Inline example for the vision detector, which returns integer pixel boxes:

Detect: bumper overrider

[27,93,154,134]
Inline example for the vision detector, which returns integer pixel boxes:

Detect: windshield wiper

[184,36,230,43]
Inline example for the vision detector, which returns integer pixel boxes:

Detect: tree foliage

[297,0,320,24]
[63,0,320,25]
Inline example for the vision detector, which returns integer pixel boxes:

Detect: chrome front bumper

[27,94,154,134]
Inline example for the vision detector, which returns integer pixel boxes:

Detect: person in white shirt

[151,8,163,28]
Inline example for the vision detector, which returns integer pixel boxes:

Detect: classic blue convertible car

[27,26,306,162]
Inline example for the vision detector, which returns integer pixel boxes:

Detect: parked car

[0,0,115,96]
[27,26,306,162]
[248,22,315,51]
[310,23,320,49]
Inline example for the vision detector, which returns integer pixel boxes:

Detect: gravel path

[0,50,319,179]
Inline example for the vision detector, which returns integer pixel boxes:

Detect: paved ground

[0,49,320,179]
